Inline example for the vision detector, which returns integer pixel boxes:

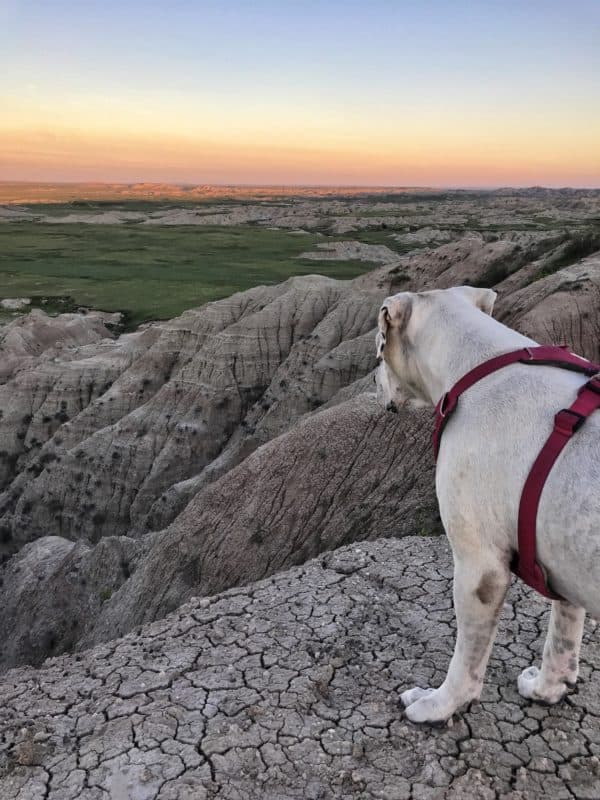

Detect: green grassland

[0,223,380,327]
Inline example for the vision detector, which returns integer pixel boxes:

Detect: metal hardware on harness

[583,375,600,395]
[554,408,586,436]
[432,345,600,600]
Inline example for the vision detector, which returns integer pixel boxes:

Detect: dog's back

[436,362,600,615]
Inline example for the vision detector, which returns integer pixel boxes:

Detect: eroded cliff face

[0,277,383,551]
[1,232,599,671]
[0,308,121,385]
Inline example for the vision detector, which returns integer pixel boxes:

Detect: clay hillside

[1,193,600,798]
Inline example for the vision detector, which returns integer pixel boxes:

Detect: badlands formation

[1,188,600,798]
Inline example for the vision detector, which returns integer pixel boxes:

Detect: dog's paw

[400,686,454,725]
[517,666,571,705]
[400,686,435,708]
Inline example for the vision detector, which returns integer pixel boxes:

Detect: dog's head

[375,286,497,411]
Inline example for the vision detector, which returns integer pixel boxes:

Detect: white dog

[376,285,600,724]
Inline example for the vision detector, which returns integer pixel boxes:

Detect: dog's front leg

[402,549,510,724]
[518,600,585,704]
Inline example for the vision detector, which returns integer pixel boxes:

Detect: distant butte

[0,182,437,204]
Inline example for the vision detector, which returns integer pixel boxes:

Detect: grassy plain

[0,222,379,327]
[5,189,595,329]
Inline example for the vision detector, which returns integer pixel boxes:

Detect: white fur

[376,286,600,724]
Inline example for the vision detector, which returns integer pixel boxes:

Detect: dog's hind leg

[518,600,585,704]
[401,546,510,724]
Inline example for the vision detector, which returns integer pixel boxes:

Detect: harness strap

[433,346,599,459]
[516,374,600,599]
[432,345,600,600]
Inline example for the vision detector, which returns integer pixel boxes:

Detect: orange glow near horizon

[0,132,600,187]
[2,2,599,189]
[3,114,600,188]
[2,67,599,189]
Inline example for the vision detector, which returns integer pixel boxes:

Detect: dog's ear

[453,286,497,316]
[377,294,413,358]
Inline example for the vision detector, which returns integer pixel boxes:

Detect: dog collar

[432,345,600,600]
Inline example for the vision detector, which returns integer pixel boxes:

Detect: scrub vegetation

[535,229,600,279]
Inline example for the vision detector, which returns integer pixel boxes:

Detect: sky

[1,0,599,187]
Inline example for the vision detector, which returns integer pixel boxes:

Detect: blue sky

[2,0,599,185]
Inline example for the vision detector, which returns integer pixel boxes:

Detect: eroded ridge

[1,536,599,799]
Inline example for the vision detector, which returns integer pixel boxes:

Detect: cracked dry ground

[2,537,599,800]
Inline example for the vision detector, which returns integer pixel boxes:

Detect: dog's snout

[386,401,398,414]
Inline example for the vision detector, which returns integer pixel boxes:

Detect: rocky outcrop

[497,252,600,363]
[0,535,142,672]
[0,308,120,384]
[299,240,400,264]
[0,395,438,669]
[2,536,600,800]
[0,277,383,552]
[83,396,438,650]
[358,231,570,295]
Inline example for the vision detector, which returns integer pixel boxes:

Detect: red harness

[432,345,600,600]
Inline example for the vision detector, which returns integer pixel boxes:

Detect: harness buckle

[580,376,600,396]
[554,408,585,437]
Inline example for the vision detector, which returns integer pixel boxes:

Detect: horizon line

[2,180,599,191]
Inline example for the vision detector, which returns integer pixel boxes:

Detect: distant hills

[0,182,438,205]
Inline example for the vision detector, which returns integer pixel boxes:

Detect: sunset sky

[2,0,599,187]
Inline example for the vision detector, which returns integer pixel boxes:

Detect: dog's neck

[413,303,537,406]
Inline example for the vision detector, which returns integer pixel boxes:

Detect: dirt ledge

[1,535,599,799]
